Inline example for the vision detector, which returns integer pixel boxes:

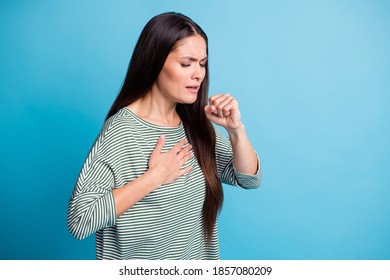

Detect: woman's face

[153,35,207,105]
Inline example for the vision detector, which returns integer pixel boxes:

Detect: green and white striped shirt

[67,107,261,259]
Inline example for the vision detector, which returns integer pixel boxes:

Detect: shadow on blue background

[1,0,389,259]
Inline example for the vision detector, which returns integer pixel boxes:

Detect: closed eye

[179,56,207,68]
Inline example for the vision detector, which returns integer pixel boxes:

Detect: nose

[192,65,203,81]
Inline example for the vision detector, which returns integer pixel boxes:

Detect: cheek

[201,68,207,80]
[162,66,187,85]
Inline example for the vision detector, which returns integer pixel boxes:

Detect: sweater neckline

[121,107,183,132]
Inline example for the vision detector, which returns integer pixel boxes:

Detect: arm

[68,121,193,240]
[226,123,258,175]
[205,93,260,177]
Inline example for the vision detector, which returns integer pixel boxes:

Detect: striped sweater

[67,107,261,259]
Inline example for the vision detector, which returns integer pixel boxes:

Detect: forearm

[112,169,161,217]
[226,124,259,175]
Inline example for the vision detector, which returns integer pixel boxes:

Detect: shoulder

[98,108,136,143]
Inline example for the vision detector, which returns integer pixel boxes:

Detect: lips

[186,85,200,93]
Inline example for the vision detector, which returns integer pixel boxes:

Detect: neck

[127,90,180,127]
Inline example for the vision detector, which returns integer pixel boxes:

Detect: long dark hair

[106,12,223,243]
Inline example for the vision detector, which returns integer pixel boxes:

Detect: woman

[67,12,261,260]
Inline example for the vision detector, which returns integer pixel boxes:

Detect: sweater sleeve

[215,129,262,189]
[67,122,118,240]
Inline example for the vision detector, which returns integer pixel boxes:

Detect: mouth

[186,85,200,93]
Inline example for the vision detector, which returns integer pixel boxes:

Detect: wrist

[144,168,163,190]
[226,122,246,140]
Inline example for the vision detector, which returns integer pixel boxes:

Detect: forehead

[171,35,207,57]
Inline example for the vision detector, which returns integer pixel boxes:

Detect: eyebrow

[180,56,208,62]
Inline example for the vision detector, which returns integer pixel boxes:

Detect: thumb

[204,105,218,122]
[204,105,215,114]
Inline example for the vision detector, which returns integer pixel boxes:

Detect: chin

[177,96,198,105]
[182,98,197,105]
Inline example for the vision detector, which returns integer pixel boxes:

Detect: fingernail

[160,135,165,139]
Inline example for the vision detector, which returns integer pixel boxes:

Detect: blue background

[1,0,389,260]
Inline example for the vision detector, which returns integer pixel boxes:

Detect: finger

[204,105,215,114]
[178,148,194,164]
[220,98,236,117]
[225,98,239,114]
[204,106,221,123]
[152,135,166,155]
[180,150,194,164]
[204,105,219,117]
[208,94,223,104]
[209,93,231,103]
[209,94,227,108]
[171,138,187,154]
[215,96,234,117]
[177,143,192,159]
[209,94,231,116]
[178,165,192,177]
